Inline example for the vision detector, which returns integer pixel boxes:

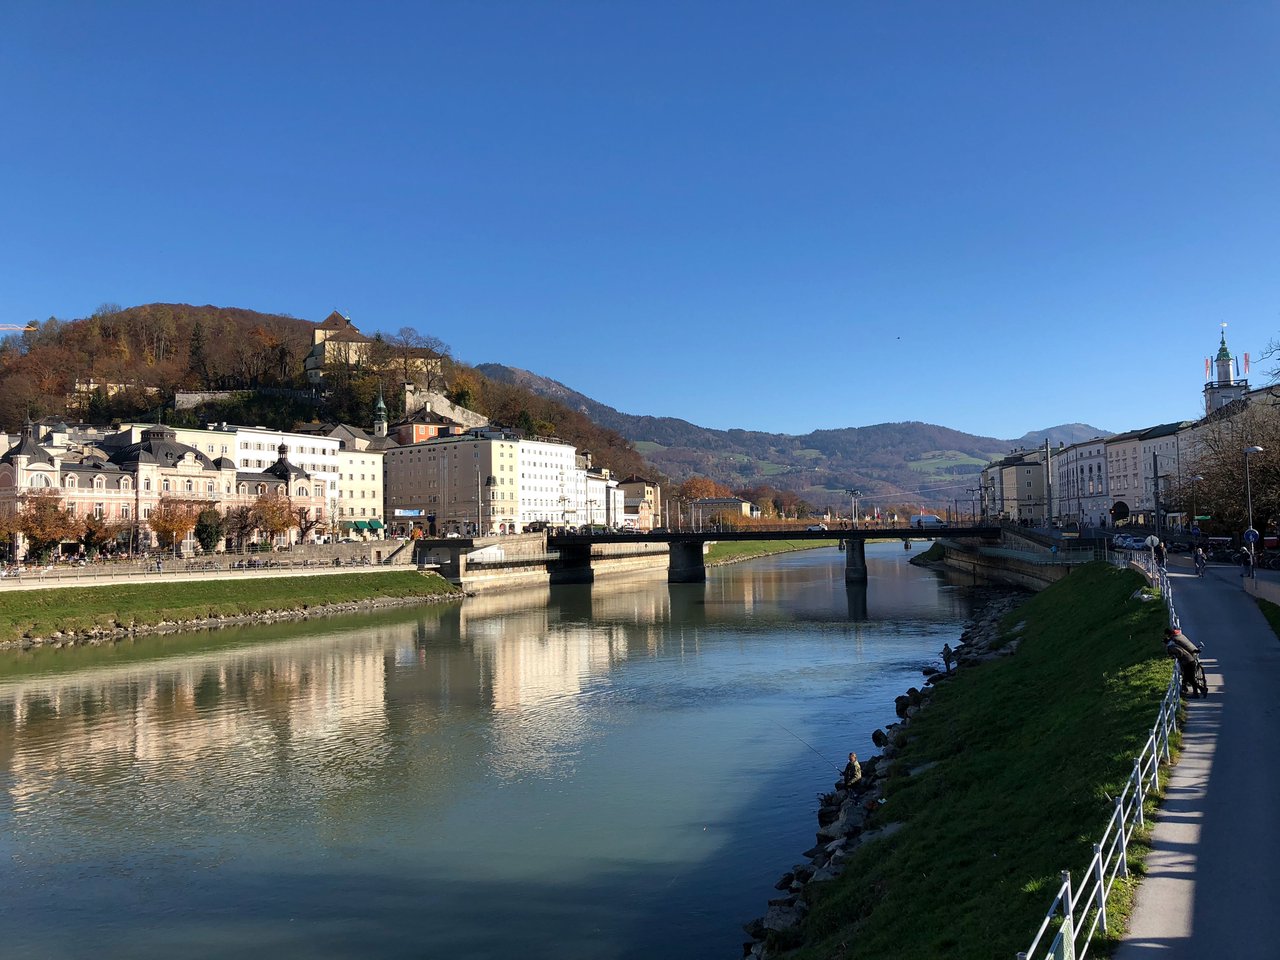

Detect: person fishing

[941,642,955,673]
[841,752,862,790]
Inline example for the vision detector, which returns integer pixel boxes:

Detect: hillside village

[0,310,671,559]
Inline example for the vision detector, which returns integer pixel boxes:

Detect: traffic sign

[1190,525,1201,537]
[1244,528,1260,544]
[1145,535,1160,548]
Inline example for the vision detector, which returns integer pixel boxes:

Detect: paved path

[1114,554,1280,959]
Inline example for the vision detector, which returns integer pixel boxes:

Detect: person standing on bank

[942,642,955,673]
[842,752,862,790]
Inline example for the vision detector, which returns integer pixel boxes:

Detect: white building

[385,428,601,535]
[1054,438,1110,528]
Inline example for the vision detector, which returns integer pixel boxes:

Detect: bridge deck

[548,526,999,545]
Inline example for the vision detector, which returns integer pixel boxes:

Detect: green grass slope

[0,572,458,644]
[787,562,1170,959]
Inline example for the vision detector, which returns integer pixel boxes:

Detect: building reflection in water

[0,544,972,823]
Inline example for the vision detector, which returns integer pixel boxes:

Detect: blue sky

[3,2,1279,441]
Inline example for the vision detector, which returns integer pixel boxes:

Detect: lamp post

[1191,475,1203,535]
[1245,446,1263,575]
[967,487,979,522]
[846,488,861,527]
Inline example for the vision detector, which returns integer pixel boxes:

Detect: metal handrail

[1019,560,1182,959]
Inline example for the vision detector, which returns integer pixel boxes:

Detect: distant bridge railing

[1020,559,1181,959]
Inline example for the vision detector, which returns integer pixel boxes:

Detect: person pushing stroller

[1164,627,1207,699]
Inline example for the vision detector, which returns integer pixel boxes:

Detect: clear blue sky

[3,2,1279,441]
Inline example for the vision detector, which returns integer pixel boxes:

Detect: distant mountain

[475,363,1111,510]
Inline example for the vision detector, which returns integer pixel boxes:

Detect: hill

[475,363,1111,511]
[0,303,651,481]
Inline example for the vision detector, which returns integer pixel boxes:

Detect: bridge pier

[551,543,595,584]
[846,582,868,621]
[844,538,867,582]
[668,540,707,583]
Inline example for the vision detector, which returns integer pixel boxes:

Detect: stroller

[1165,628,1208,699]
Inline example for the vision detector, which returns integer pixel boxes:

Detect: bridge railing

[1019,559,1181,960]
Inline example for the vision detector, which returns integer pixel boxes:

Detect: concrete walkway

[1114,554,1280,959]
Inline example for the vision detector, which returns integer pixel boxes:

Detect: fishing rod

[773,720,845,776]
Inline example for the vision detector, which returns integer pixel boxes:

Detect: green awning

[368,519,383,530]
[354,520,370,530]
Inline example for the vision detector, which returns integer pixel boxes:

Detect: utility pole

[1044,438,1053,528]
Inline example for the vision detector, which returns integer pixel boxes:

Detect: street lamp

[1190,475,1203,535]
[1245,446,1263,576]
[967,487,979,522]
[846,488,861,527]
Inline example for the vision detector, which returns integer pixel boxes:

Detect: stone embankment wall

[741,589,1026,959]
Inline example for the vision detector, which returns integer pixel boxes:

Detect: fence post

[1093,843,1107,933]
[1115,796,1129,877]
[1135,758,1147,805]
[1060,870,1076,960]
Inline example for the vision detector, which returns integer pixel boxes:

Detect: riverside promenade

[1114,554,1280,959]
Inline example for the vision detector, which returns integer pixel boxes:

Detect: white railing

[1019,560,1182,959]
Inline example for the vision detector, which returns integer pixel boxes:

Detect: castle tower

[1204,327,1249,415]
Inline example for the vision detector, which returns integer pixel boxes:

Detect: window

[121,478,132,491]
[94,503,105,520]
[185,480,194,493]
[121,505,131,520]
[28,474,51,488]
[63,475,76,488]
[162,479,171,492]
[143,478,152,492]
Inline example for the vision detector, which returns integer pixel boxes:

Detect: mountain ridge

[475,362,1110,510]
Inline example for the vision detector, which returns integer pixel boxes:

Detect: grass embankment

[785,562,1171,960]
[0,571,459,644]
[705,540,838,564]
[1252,596,1280,638]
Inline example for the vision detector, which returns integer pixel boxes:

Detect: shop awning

[354,520,370,530]
[368,519,383,530]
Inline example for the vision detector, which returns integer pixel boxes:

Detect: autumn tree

[253,493,295,547]
[80,513,124,557]
[148,498,200,556]
[0,505,19,560]
[17,490,81,561]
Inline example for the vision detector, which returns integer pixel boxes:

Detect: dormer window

[93,475,105,490]
[63,475,76,488]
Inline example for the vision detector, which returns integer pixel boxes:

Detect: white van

[910,514,948,529]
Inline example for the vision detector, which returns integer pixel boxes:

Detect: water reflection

[0,543,975,959]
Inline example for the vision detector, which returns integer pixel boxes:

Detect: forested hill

[0,303,313,427]
[0,303,652,481]
[475,363,1110,510]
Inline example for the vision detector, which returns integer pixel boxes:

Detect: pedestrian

[1154,541,1166,568]
[941,642,955,673]
[156,558,162,574]
[1163,628,1204,699]
[841,752,862,790]
[1194,547,1206,576]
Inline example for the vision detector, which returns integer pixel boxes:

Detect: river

[0,543,977,959]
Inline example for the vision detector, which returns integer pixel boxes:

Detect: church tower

[1204,327,1249,415]
[374,384,388,439]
